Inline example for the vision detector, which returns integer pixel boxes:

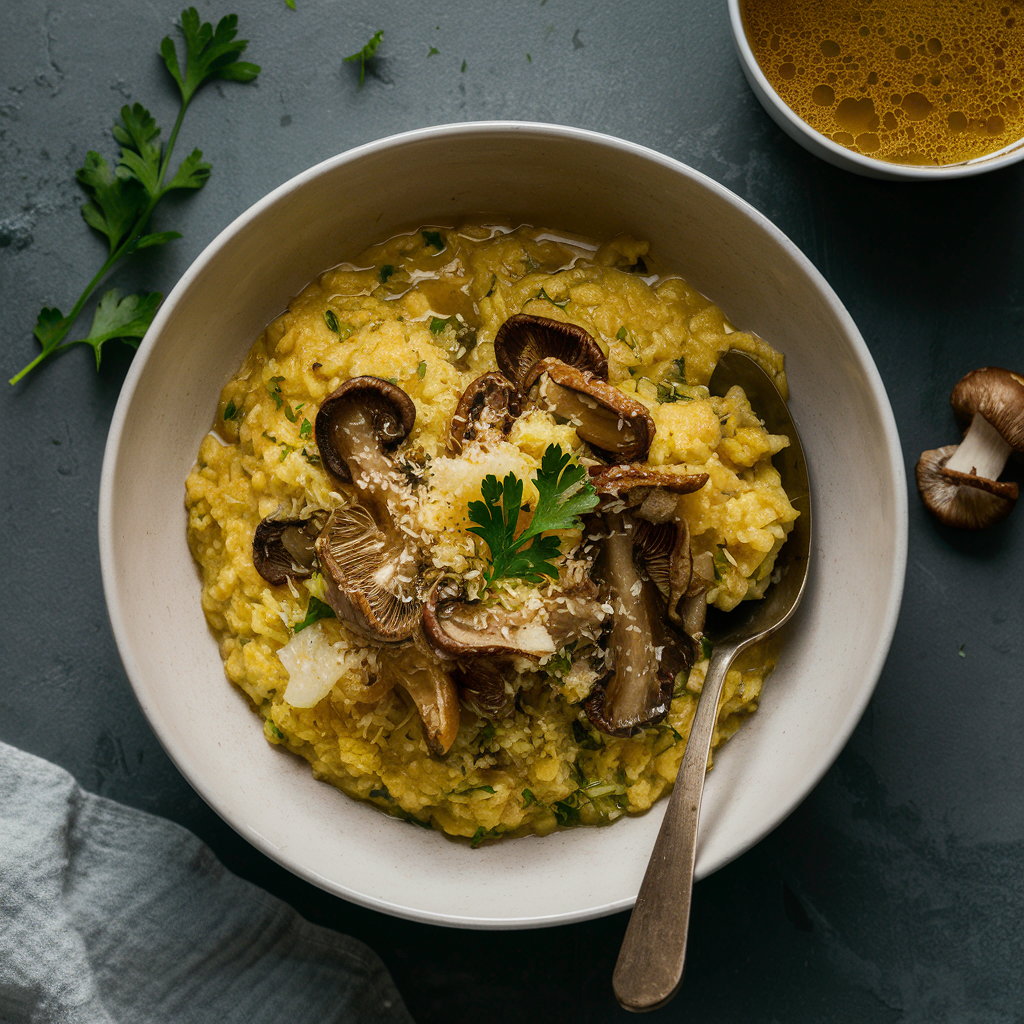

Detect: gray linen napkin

[0,741,414,1024]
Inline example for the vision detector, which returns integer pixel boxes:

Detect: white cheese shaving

[278,623,349,708]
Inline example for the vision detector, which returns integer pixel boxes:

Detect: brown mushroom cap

[452,659,515,721]
[916,444,1018,529]
[315,376,416,483]
[448,372,521,455]
[252,512,326,585]
[422,578,560,660]
[588,465,709,503]
[315,504,421,642]
[584,511,695,736]
[378,636,460,756]
[950,367,1024,449]
[524,357,657,463]
[493,314,608,391]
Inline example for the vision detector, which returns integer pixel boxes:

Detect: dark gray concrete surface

[2,2,1023,1021]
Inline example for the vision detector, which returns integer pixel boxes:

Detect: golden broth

[741,0,1024,165]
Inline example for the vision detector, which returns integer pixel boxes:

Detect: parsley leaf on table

[467,444,598,587]
[10,8,259,385]
[75,290,163,368]
[160,8,259,108]
[344,30,383,86]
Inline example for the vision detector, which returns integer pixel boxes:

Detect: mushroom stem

[600,512,661,728]
[943,413,1013,480]
[330,404,403,508]
[327,402,415,570]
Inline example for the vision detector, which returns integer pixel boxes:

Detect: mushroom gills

[316,503,421,642]
[916,445,1018,530]
[493,313,608,390]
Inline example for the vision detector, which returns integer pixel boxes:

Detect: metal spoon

[613,350,812,1012]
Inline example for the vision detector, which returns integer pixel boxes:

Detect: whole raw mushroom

[916,367,1024,529]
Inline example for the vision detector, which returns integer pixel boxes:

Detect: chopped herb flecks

[552,799,580,827]
[265,375,285,409]
[324,309,339,332]
[422,229,445,251]
[294,595,336,633]
[538,287,567,309]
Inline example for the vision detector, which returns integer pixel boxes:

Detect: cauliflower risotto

[185,225,798,844]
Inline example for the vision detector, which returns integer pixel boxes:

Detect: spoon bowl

[613,350,812,1011]
[704,351,811,647]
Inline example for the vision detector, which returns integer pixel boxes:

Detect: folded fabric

[0,741,414,1024]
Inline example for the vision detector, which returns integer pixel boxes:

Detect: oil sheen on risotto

[185,225,797,844]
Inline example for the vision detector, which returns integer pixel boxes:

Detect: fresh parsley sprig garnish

[9,9,259,385]
[467,444,598,588]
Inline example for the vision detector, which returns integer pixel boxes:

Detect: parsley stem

[9,97,185,386]
[159,102,189,184]
[8,249,120,384]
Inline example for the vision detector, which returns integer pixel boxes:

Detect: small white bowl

[728,0,1024,180]
[99,122,907,929]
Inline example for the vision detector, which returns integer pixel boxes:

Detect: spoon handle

[612,642,740,1012]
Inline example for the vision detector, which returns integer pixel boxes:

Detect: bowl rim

[98,120,908,929]
[726,0,1024,181]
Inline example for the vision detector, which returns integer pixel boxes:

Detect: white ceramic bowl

[99,122,907,929]
[728,0,1024,180]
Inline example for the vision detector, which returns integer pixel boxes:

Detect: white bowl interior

[100,123,906,928]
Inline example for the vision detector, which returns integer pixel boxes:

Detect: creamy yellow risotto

[185,225,797,843]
